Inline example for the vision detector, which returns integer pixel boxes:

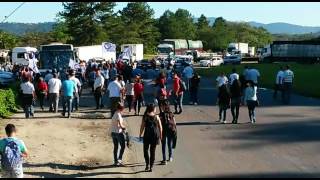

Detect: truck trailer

[227,43,249,56]
[75,43,116,63]
[120,44,143,62]
[260,41,320,63]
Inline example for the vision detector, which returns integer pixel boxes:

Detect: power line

[1,2,26,23]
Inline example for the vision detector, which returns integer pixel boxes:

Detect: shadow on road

[202,172,320,178]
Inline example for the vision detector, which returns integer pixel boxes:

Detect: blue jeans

[22,94,34,118]
[72,92,79,112]
[24,105,34,118]
[62,96,73,117]
[161,132,174,161]
[283,82,292,104]
[173,93,183,113]
[247,100,256,121]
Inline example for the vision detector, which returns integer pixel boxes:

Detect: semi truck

[120,44,143,62]
[227,43,249,56]
[74,43,116,63]
[38,43,75,72]
[260,41,320,63]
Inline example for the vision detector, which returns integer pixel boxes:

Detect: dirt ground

[1,105,139,178]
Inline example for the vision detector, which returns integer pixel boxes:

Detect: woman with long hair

[244,80,258,123]
[139,104,163,172]
[217,84,231,124]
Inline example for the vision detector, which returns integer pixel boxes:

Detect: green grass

[143,54,156,60]
[196,63,320,98]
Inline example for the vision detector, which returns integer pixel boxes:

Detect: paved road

[125,77,320,178]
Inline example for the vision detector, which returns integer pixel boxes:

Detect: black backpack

[145,116,160,142]
[161,112,176,134]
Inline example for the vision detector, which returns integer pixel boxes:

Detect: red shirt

[173,77,182,95]
[134,82,144,97]
[37,81,48,92]
[157,77,166,87]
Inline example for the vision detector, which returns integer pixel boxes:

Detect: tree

[49,21,72,44]
[196,14,209,30]
[0,30,20,49]
[20,32,54,47]
[59,2,116,46]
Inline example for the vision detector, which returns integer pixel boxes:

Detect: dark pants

[22,94,34,118]
[62,96,73,117]
[231,97,241,123]
[49,93,59,113]
[110,97,121,117]
[126,95,134,112]
[273,84,284,100]
[190,87,198,104]
[161,132,174,161]
[94,89,103,109]
[38,92,46,109]
[283,82,293,104]
[111,132,126,163]
[72,92,79,111]
[247,100,256,121]
[173,93,183,113]
[143,143,157,168]
[219,104,228,121]
[134,95,143,114]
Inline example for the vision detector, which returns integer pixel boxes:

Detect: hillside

[0,22,55,35]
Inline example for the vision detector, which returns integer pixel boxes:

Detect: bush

[0,82,20,118]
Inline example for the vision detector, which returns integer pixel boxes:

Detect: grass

[143,54,156,60]
[196,62,320,98]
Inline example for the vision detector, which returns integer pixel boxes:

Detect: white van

[12,47,37,66]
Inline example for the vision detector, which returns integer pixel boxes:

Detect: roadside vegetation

[196,63,320,98]
[0,82,19,118]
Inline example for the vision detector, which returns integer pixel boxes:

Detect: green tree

[0,30,20,49]
[20,32,54,47]
[49,21,72,44]
[196,14,210,30]
[59,2,116,46]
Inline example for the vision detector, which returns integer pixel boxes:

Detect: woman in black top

[217,84,231,124]
[139,104,163,172]
[190,73,201,105]
[230,79,242,124]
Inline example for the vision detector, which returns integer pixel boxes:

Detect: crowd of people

[0,57,296,177]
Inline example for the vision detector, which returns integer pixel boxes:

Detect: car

[199,56,224,67]
[223,55,241,65]
[0,71,14,87]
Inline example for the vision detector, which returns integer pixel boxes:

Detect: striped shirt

[283,70,294,83]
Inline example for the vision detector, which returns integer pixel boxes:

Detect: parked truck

[74,43,116,63]
[227,43,249,56]
[11,47,38,66]
[260,41,320,63]
[120,44,143,63]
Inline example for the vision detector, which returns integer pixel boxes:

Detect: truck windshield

[39,51,74,70]
[158,47,172,54]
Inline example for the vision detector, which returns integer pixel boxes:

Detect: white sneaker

[169,157,173,162]
[223,120,227,124]
[194,103,198,105]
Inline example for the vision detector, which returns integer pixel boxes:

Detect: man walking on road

[273,66,285,100]
[172,72,184,114]
[48,73,62,113]
[247,66,260,86]
[61,75,76,118]
[182,64,194,91]
[94,69,105,110]
[282,65,294,104]
[69,69,82,112]
[107,75,123,118]
[229,68,239,85]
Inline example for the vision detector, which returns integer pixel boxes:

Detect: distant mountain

[0,22,55,35]
[194,17,320,35]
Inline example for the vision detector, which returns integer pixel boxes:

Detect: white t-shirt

[48,78,62,94]
[183,66,194,79]
[20,82,35,94]
[216,76,228,87]
[107,80,122,97]
[229,73,239,85]
[247,69,260,84]
[111,111,124,133]
[70,76,81,93]
[94,75,105,91]
[276,70,284,84]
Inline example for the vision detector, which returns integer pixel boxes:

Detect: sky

[0,2,320,26]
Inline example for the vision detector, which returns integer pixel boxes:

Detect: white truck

[11,47,38,66]
[74,44,116,63]
[227,43,249,56]
[120,44,144,63]
[248,47,255,57]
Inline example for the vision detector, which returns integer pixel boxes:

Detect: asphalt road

[125,77,320,178]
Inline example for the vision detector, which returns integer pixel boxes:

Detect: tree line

[1,2,318,54]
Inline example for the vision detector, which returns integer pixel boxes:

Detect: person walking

[111,103,126,166]
[230,77,242,124]
[182,64,194,91]
[107,76,123,118]
[217,84,231,124]
[282,65,294,104]
[139,104,163,172]
[133,78,144,116]
[159,100,177,165]
[125,79,134,113]
[69,69,82,112]
[229,68,239,86]
[189,72,201,105]
[36,77,48,111]
[0,124,28,178]
[48,73,62,113]
[172,72,184,114]
[273,66,285,100]
[244,81,258,123]
[20,77,36,118]
[61,75,76,118]
[247,66,260,86]
[93,70,105,109]
[216,72,228,88]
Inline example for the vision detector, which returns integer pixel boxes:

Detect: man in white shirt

[216,72,228,88]
[183,64,194,91]
[282,65,294,104]
[273,66,284,99]
[247,66,260,86]
[107,75,123,117]
[48,73,62,113]
[229,68,239,85]
[69,69,82,112]
[94,69,105,109]
[20,78,35,118]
